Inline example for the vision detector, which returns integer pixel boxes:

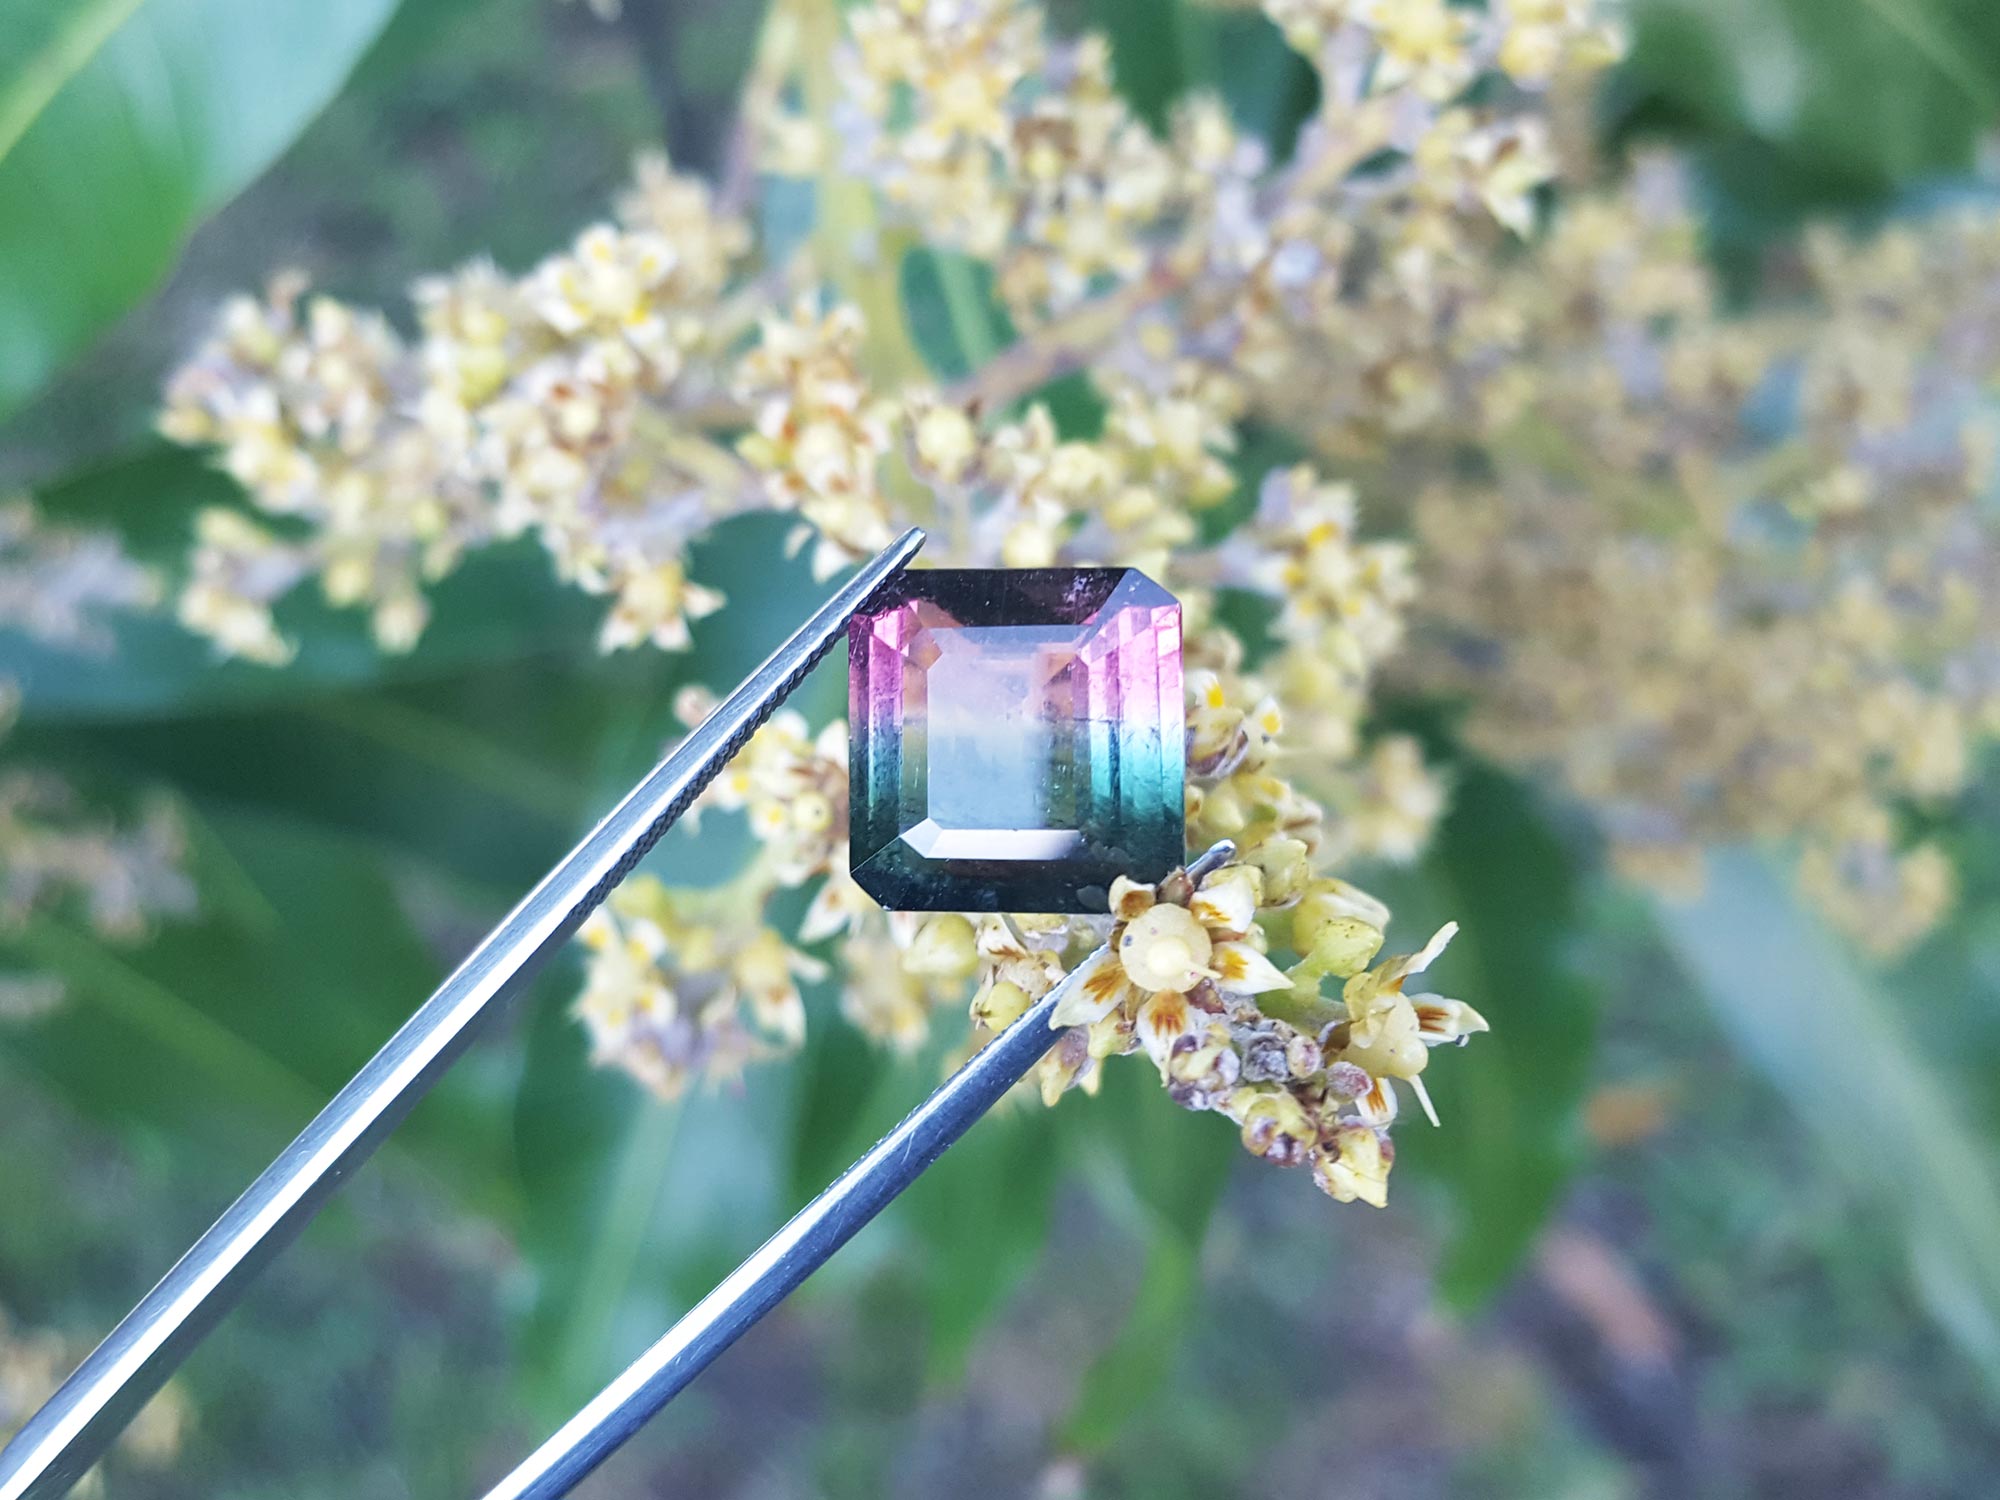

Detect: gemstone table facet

[848,567,1185,913]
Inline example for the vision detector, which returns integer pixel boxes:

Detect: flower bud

[1302,916,1385,980]
[1165,1024,1241,1108]
[1196,782,1250,835]
[1295,877,1392,930]
[792,790,835,834]
[972,978,1031,1031]
[1325,1060,1372,1099]
[902,912,979,982]
[1236,1025,1290,1083]
[1233,1088,1316,1167]
[1285,1029,1324,1078]
[1312,1126,1391,1207]
[1243,835,1311,905]
[912,404,977,483]
[1338,1001,1428,1080]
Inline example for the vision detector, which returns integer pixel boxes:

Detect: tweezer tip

[1189,839,1236,878]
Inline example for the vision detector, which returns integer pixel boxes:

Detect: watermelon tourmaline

[847,567,1185,913]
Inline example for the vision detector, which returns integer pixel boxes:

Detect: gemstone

[848,567,1185,913]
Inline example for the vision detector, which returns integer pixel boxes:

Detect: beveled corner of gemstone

[848,567,1185,913]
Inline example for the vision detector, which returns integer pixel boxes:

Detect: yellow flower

[1340,922,1456,1069]
[841,938,936,1050]
[1361,0,1478,101]
[1328,922,1481,1130]
[572,881,818,1098]
[1312,1125,1392,1208]
[903,913,981,982]
[596,557,725,652]
[1053,867,1287,1040]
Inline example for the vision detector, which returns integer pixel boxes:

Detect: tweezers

[0,522,1229,1499]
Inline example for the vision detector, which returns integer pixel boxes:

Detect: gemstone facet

[849,568,1184,913]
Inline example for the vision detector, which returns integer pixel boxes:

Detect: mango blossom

[1040,860,1489,1206]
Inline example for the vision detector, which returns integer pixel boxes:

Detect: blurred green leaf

[1084,1053,1240,1235]
[1085,0,1316,158]
[1059,1058,1238,1453]
[1060,1234,1201,1454]
[0,0,405,419]
[1392,766,1600,1307]
[1083,0,1194,133]
[511,991,795,1415]
[14,452,848,727]
[1618,0,2000,271]
[903,1099,1062,1383]
[11,445,606,722]
[901,247,1011,382]
[618,0,771,180]
[0,805,517,1214]
[506,683,810,1415]
[509,970,659,1414]
[786,1002,892,1205]
[17,667,632,898]
[1201,8,1318,162]
[1654,848,2000,1390]
[0,1,137,162]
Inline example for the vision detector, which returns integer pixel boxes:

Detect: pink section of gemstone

[848,568,1184,913]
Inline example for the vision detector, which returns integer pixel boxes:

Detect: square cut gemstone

[849,567,1185,913]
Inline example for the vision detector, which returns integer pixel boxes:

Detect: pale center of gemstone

[902,625,1084,861]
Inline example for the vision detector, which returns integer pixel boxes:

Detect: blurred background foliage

[2,0,2000,1495]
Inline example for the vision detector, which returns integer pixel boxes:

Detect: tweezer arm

[0,528,926,1500]
[483,839,1239,1500]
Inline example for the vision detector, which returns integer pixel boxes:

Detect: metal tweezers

[0,526,1231,1500]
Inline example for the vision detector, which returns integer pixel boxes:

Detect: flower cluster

[572,875,822,1099]
[1035,864,1483,1206]
[0,507,195,1019]
[1401,169,2000,954]
[161,155,755,660]
[0,1305,191,1495]
[0,498,162,654]
[735,299,900,577]
[0,771,193,945]
[144,0,1668,1203]
[841,6,1189,313]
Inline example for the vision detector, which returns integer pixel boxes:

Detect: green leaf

[16,663,640,899]
[0,0,143,163]
[1084,0,1194,133]
[900,247,1011,381]
[1080,1051,1240,1236]
[1617,0,2000,273]
[11,445,606,723]
[1059,1234,1202,1453]
[1084,0,1316,158]
[902,1099,1063,1383]
[0,0,406,419]
[1059,1058,1239,1453]
[0,804,517,1215]
[1390,765,1600,1307]
[1201,9,1318,163]
[786,1001,892,1205]
[1653,848,2000,1389]
[508,971,658,1414]
[510,977,796,1417]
